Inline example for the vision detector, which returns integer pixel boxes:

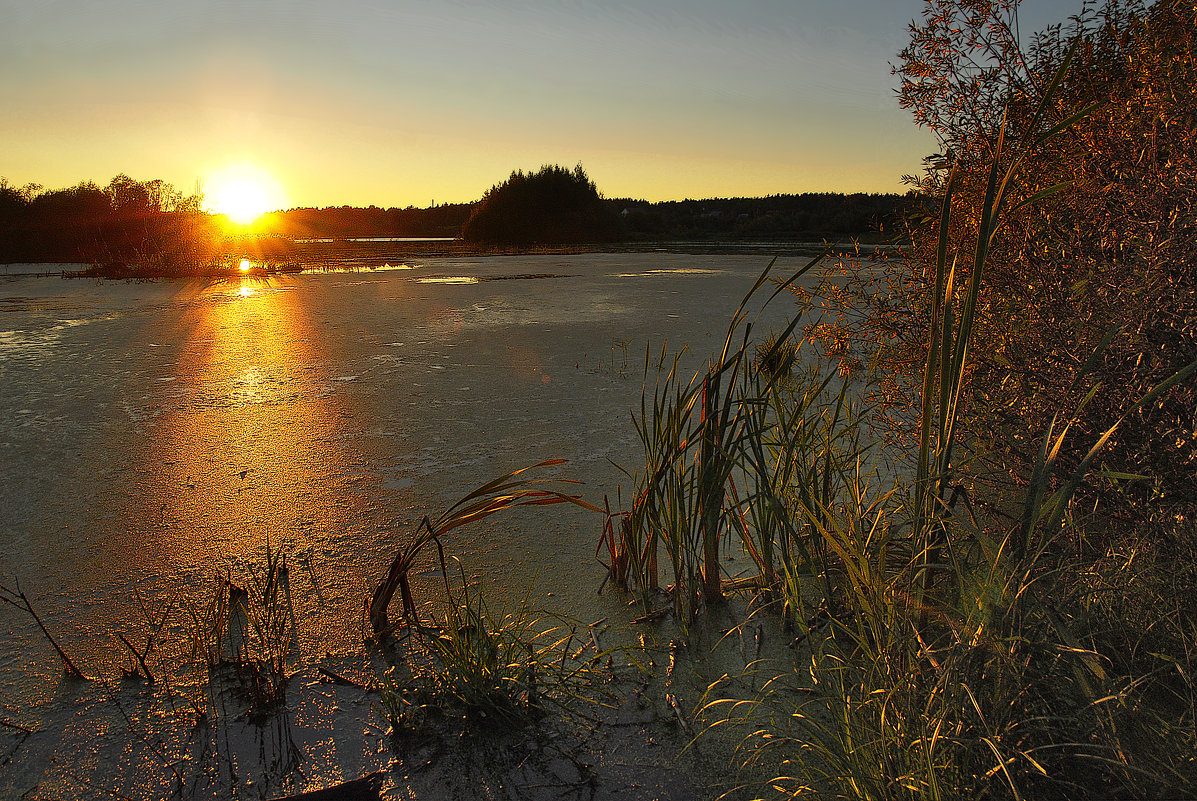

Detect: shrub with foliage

[817,0,1196,536]
[647,3,1197,797]
[460,164,619,245]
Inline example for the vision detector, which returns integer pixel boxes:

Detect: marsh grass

[369,459,603,637]
[369,460,628,743]
[604,256,834,626]
[380,562,620,735]
[180,544,297,719]
[620,48,1197,797]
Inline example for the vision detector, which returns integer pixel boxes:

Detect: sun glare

[217,183,268,225]
[203,164,286,226]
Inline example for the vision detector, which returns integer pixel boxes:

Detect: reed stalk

[0,582,87,680]
[369,460,602,637]
[674,38,1197,799]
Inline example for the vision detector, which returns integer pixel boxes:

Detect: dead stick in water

[317,666,368,689]
[665,692,693,737]
[0,583,87,680]
[117,633,155,682]
[631,607,670,625]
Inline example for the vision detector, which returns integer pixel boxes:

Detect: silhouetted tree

[0,174,209,269]
[461,164,620,245]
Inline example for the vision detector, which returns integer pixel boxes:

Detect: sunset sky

[3,1,1087,210]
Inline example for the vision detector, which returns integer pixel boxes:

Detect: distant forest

[610,193,908,240]
[259,203,473,240]
[262,191,909,241]
[0,173,910,266]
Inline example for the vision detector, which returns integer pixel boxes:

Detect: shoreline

[1,237,903,281]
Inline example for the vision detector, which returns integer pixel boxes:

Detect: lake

[0,252,820,799]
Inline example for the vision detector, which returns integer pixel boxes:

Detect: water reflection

[0,253,824,798]
[614,268,725,278]
[144,277,366,571]
[416,276,479,284]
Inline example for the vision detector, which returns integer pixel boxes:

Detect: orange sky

[1,1,1087,209]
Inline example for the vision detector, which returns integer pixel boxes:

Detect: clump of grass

[181,544,297,719]
[371,462,617,740]
[369,460,602,637]
[380,563,616,734]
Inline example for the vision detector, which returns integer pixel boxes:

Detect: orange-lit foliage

[816,0,1196,532]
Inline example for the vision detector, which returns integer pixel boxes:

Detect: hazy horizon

[3,1,1089,209]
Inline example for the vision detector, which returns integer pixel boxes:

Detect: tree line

[1,170,910,266]
[612,191,908,241]
[258,203,473,240]
[0,175,213,267]
[254,180,909,244]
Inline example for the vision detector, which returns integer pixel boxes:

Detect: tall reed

[628,40,1197,797]
[607,257,837,628]
[369,460,602,636]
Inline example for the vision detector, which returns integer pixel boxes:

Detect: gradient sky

[2,1,1087,209]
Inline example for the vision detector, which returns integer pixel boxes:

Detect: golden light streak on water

[144,278,367,571]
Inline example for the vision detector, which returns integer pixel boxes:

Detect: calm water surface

[0,253,815,798]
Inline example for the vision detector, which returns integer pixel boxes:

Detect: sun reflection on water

[144,278,374,571]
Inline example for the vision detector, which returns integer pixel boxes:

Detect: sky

[1,1,1089,210]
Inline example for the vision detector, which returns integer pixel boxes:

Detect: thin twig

[0,583,87,679]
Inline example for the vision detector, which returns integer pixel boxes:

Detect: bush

[817,0,1197,536]
[608,5,1197,796]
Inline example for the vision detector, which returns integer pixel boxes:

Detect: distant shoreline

[1,237,905,280]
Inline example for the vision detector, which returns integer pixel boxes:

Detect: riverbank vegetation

[0,174,304,277]
[597,0,1195,797]
[0,175,214,271]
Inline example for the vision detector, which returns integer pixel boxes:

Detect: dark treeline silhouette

[0,175,215,267]
[260,203,472,240]
[2,169,911,269]
[253,166,908,244]
[461,164,620,245]
[261,190,908,243]
[611,192,910,240]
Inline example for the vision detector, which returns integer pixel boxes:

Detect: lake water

[0,253,819,798]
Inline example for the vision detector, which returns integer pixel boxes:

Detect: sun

[215,182,268,225]
[203,164,286,226]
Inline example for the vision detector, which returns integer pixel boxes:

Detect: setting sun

[203,164,286,225]
[215,182,268,224]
